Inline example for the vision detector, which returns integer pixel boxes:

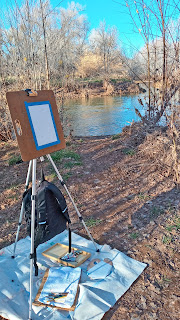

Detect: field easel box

[6,90,66,161]
[42,243,91,267]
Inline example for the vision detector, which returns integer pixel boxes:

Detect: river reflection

[61,94,145,136]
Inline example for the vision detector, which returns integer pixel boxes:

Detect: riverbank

[0,122,179,320]
[55,80,146,101]
[0,80,146,142]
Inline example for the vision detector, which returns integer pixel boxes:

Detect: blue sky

[51,0,144,55]
[1,0,180,56]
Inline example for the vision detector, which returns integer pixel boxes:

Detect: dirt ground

[0,122,179,320]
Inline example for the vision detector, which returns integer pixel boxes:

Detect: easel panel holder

[6,90,66,161]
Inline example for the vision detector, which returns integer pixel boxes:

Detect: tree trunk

[40,0,50,90]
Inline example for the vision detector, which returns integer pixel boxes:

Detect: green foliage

[166,225,174,232]
[9,183,19,190]
[162,216,180,245]
[166,217,180,232]
[120,78,131,83]
[93,80,103,84]
[137,192,151,202]
[51,150,81,162]
[150,206,164,219]
[162,277,171,282]
[130,232,139,239]
[8,154,22,166]
[162,235,173,245]
[66,141,71,147]
[62,172,72,181]
[122,148,135,156]
[85,217,102,228]
[7,194,18,200]
[110,78,117,83]
[46,173,57,181]
[63,161,82,169]
[4,77,17,85]
[175,219,180,230]
[81,78,103,84]
[89,79,103,84]
[112,134,120,140]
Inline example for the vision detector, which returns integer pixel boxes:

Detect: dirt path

[0,123,179,320]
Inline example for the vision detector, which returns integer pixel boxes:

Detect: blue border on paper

[25,100,60,150]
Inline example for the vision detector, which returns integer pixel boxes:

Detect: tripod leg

[29,159,36,320]
[47,154,99,252]
[12,160,32,258]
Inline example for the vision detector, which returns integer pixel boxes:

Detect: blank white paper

[28,103,58,148]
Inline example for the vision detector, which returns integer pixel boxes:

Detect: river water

[61,94,146,136]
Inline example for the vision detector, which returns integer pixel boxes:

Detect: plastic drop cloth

[0,231,146,320]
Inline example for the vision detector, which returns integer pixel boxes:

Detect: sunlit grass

[8,154,22,166]
[51,150,81,162]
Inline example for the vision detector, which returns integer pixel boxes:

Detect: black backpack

[23,176,71,275]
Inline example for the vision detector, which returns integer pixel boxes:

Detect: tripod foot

[11,255,15,259]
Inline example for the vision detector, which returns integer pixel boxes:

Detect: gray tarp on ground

[0,231,146,320]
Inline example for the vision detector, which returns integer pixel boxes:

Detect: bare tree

[89,21,119,87]
[39,0,50,89]
[56,2,89,87]
[124,0,180,124]
[0,28,3,81]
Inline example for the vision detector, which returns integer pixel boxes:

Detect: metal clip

[24,89,38,97]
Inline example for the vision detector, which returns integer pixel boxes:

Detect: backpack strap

[47,182,72,252]
[47,182,71,223]
[40,167,45,183]
[23,188,33,236]
[36,183,47,225]
[68,224,71,253]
